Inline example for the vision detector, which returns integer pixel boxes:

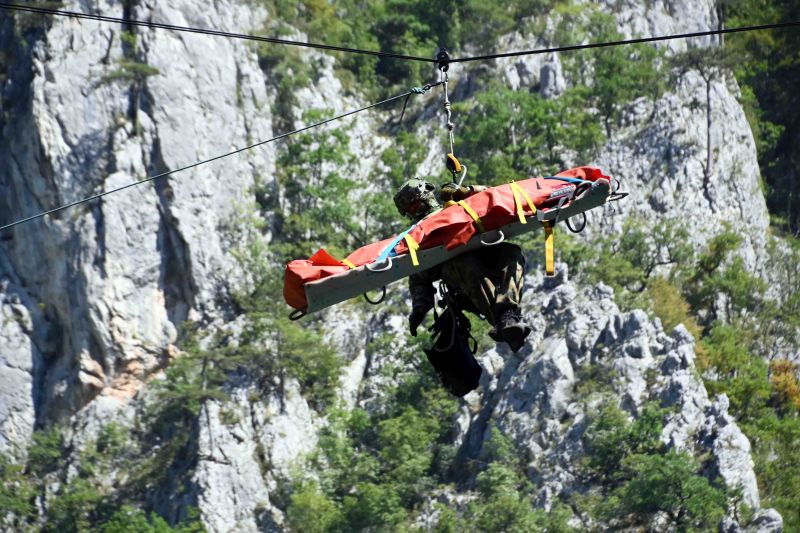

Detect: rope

[450,20,800,63]
[0,86,434,232]
[0,2,434,63]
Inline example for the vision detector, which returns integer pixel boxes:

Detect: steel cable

[0,85,439,232]
[0,2,434,63]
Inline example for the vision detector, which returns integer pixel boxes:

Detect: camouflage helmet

[394,178,441,220]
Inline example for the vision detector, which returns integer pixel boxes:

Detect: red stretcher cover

[284,167,610,310]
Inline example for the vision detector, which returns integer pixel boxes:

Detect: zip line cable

[0,83,441,233]
[448,20,800,63]
[0,2,434,63]
[1,2,798,65]
[1,1,798,232]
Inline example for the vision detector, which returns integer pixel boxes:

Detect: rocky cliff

[0,0,786,531]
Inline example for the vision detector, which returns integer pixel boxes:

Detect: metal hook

[366,256,393,272]
[363,286,387,305]
[456,165,468,187]
[289,309,307,321]
[480,230,505,246]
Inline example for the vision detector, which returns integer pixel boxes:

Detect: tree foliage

[457,85,602,181]
[727,0,800,234]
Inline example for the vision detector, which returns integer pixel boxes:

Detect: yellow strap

[509,181,536,224]
[342,259,356,269]
[404,234,420,267]
[544,222,555,276]
[457,200,485,233]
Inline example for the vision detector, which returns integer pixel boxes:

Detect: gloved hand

[440,182,471,202]
[409,308,428,337]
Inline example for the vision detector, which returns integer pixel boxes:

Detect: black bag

[424,305,483,397]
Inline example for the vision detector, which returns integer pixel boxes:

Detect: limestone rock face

[461,266,775,526]
[0,0,276,422]
[0,274,40,457]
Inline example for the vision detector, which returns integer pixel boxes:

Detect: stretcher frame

[300,179,611,315]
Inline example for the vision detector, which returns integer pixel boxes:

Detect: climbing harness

[425,283,481,397]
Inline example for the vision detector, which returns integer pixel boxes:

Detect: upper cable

[450,20,800,63]
[2,2,798,65]
[0,2,435,63]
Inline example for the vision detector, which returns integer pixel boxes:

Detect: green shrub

[457,85,602,182]
[598,451,727,530]
[27,427,63,478]
[699,323,771,422]
[286,483,343,533]
[582,401,664,483]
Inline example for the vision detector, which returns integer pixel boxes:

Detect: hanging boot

[495,308,531,353]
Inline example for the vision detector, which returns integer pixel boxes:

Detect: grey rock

[539,55,566,98]
[0,299,39,457]
[700,395,760,509]
[746,508,783,533]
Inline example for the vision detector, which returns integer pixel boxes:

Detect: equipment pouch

[424,306,482,397]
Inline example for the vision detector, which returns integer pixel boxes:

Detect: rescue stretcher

[284,167,615,317]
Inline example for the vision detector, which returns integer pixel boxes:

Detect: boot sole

[502,324,531,353]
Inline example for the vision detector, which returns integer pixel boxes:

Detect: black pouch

[424,305,483,397]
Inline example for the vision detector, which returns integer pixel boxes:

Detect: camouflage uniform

[394,180,528,347]
[409,243,525,327]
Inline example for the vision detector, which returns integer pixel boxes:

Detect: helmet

[394,179,441,220]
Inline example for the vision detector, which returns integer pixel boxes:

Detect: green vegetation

[581,402,729,531]
[726,0,800,235]
[457,85,602,181]
[287,396,577,531]
[0,425,205,532]
[564,223,800,530]
[256,0,562,93]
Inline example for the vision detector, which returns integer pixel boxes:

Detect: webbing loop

[543,221,555,276]
[404,234,420,266]
[457,200,485,233]
[342,258,356,269]
[509,181,536,224]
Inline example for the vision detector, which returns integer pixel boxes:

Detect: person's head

[394,179,441,221]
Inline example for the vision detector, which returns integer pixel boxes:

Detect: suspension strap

[403,234,420,266]
[543,221,555,276]
[438,47,463,183]
[458,200,485,233]
[509,181,536,224]
[342,258,356,269]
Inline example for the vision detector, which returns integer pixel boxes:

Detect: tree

[727,0,800,234]
[670,46,733,204]
[601,451,727,531]
[99,31,160,136]
[457,85,601,182]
